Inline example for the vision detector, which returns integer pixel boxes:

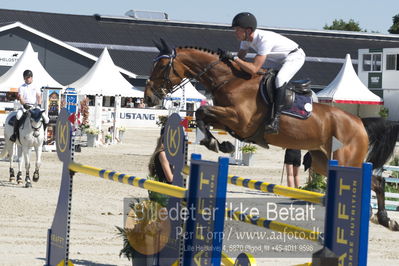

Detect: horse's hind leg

[371,174,399,231]
[309,150,328,176]
[7,143,15,182]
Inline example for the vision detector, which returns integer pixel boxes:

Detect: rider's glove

[218,48,235,62]
[23,103,31,110]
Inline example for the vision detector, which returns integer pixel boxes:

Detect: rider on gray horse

[10,69,49,142]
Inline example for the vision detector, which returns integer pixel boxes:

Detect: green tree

[324,19,365,32]
[388,14,399,34]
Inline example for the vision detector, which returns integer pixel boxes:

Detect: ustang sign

[89,107,186,128]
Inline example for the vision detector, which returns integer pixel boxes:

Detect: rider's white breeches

[275,49,306,88]
[16,109,24,120]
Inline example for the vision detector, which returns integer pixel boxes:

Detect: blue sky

[2,0,398,33]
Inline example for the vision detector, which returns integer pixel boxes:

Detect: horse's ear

[153,39,162,52]
[160,38,172,54]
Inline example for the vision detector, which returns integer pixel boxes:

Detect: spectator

[126,98,134,108]
[148,130,173,184]
[137,98,145,108]
[284,149,301,188]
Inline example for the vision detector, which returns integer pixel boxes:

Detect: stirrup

[264,118,280,134]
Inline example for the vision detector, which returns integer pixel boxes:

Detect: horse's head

[29,108,45,123]
[145,39,185,107]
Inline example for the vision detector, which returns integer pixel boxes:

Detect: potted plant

[105,134,112,144]
[118,127,126,141]
[84,127,100,147]
[240,144,257,166]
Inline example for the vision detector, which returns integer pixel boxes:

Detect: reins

[152,48,224,97]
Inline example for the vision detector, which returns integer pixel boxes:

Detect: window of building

[362,53,382,71]
[372,54,381,71]
[386,54,399,70]
[87,95,95,106]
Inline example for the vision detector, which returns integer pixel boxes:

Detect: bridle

[28,111,43,138]
[150,49,222,99]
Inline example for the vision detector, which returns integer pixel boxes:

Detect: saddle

[260,70,313,120]
[8,111,29,142]
[8,112,28,127]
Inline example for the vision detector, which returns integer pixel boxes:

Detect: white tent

[317,54,383,117]
[163,79,206,111]
[69,48,142,97]
[167,79,206,102]
[0,42,63,91]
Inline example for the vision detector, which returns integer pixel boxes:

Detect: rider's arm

[159,151,173,183]
[234,53,267,76]
[36,91,42,106]
[17,92,25,105]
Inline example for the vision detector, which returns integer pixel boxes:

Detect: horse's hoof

[25,182,32,188]
[200,139,219,153]
[9,176,15,183]
[17,178,23,184]
[219,141,235,153]
[370,213,379,224]
[389,219,399,231]
[33,172,39,182]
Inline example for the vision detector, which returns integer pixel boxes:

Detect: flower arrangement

[84,127,100,135]
[105,134,112,141]
[118,127,126,132]
[156,115,168,127]
[240,144,257,154]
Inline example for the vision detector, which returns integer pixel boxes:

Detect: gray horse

[1,108,46,188]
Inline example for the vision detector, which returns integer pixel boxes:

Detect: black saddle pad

[7,114,16,126]
[7,112,28,126]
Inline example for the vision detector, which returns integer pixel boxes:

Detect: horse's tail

[361,117,399,169]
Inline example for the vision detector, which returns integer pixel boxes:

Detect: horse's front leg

[32,145,42,182]
[195,106,239,153]
[22,146,32,188]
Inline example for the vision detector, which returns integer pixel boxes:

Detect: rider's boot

[265,85,285,134]
[9,119,19,142]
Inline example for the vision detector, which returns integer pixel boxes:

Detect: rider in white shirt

[219,12,306,134]
[10,69,47,142]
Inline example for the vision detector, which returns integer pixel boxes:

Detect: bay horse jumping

[145,39,399,231]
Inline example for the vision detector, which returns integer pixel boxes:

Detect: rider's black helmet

[23,69,33,78]
[232,12,257,31]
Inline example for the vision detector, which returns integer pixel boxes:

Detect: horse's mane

[177,46,218,56]
[176,46,252,79]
